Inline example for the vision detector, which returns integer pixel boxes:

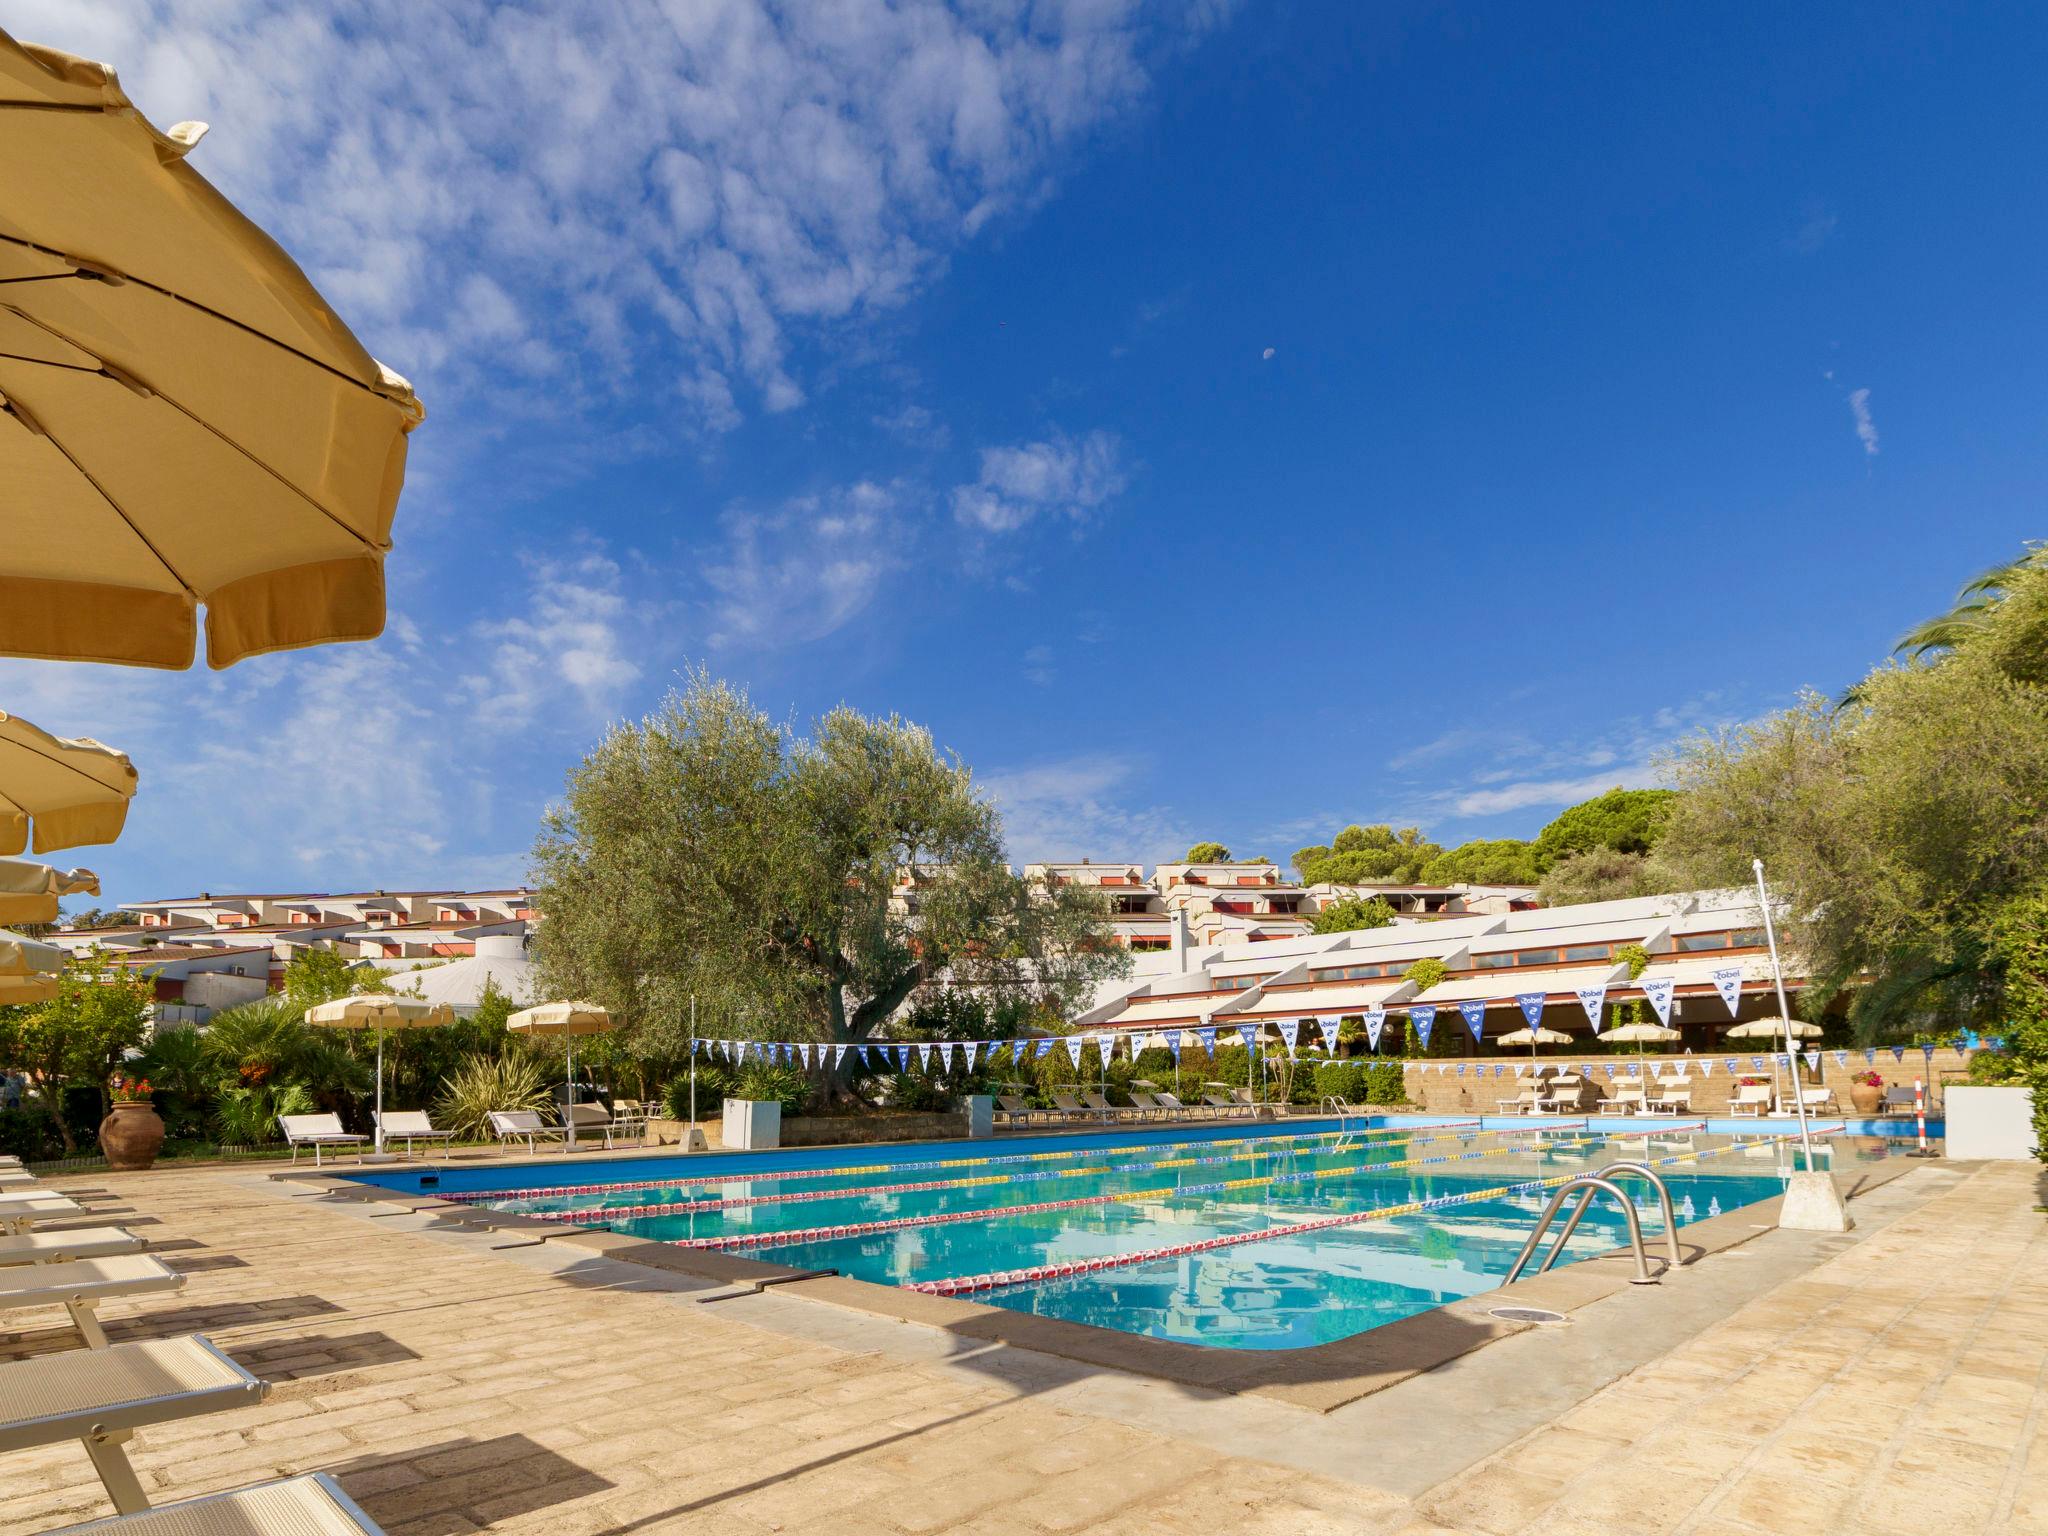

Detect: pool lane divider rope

[908,1123,1846,1296]
[493,1119,1579,1226]
[663,1127,1616,1253]
[446,1117,1498,1209]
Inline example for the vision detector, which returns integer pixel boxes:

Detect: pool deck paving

[0,1157,2042,1535]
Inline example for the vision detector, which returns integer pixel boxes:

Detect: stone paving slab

[0,1159,2041,1534]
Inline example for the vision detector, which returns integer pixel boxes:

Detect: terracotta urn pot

[99,1101,166,1171]
[1849,1081,1884,1115]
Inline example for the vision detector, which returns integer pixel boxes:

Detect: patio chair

[0,1166,38,1184]
[278,1113,367,1167]
[1880,1085,1918,1114]
[488,1109,567,1152]
[609,1099,651,1143]
[1597,1085,1646,1115]
[0,1227,144,1268]
[1646,1082,1692,1116]
[0,1254,184,1349]
[564,1102,621,1147]
[373,1110,457,1159]
[0,1189,86,1234]
[1126,1091,1166,1121]
[0,1335,266,1515]
[1727,1083,1772,1117]
[1503,1079,1544,1115]
[44,1473,388,1536]
[1778,1086,1839,1115]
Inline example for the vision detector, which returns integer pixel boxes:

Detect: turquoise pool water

[402,1120,1910,1350]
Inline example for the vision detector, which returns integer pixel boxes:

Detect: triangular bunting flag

[1458,999,1486,1042]
[1709,965,1743,1017]
[1316,1018,1340,1052]
[1278,1019,1302,1057]
[1064,1037,1084,1068]
[963,1041,979,1071]
[1196,1026,1218,1053]
[1517,991,1545,1027]
[1365,1006,1385,1052]
[1640,977,1675,1026]
[1575,984,1607,1032]
[1411,1005,1436,1048]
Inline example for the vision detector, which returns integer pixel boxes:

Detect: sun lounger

[609,1098,651,1142]
[561,1103,620,1147]
[0,1189,86,1234]
[0,1227,143,1267]
[1880,1085,1918,1113]
[278,1113,367,1167]
[1598,1084,1647,1115]
[1048,1092,1094,1123]
[1151,1091,1196,1118]
[487,1109,567,1151]
[1200,1091,1250,1119]
[0,1335,266,1515]
[0,1166,39,1184]
[994,1094,1036,1127]
[0,1254,184,1348]
[45,1472,388,1536]
[0,1154,21,1165]
[1727,1083,1772,1117]
[1646,1084,1692,1115]
[373,1110,456,1158]
[1080,1091,1137,1122]
[1778,1086,1839,1115]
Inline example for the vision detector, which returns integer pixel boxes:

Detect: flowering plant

[1736,1075,1769,1087]
[108,1075,154,1104]
[1851,1069,1885,1088]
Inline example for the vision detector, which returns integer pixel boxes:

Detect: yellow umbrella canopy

[1725,1017,1823,1041]
[507,1001,614,1037]
[1496,1026,1573,1047]
[0,711,137,855]
[0,973,60,1005]
[304,994,455,1158]
[0,30,425,671]
[0,926,65,989]
[0,856,97,925]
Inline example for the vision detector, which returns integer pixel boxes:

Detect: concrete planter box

[780,1111,968,1147]
[1944,1086,2038,1160]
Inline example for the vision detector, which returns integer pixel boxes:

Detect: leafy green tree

[0,950,152,1152]
[1184,841,1231,863]
[1421,838,1541,885]
[1531,788,1677,868]
[532,672,1128,1080]
[1975,891,2048,1161]
[1538,848,1661,906]
[280,948,383,1010]
[1311,896,1396,934]
[1295,825,1443,885]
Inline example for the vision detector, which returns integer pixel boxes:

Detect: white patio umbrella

[303,994,455,1158]
[0,30,424,671]
[0,925,65,1005]
[507,1001,613,1150]
[1604,1021,1682,1057]
[0,855,97,925]
[1724,1017,1822,1041]
[1495,1024,1573,1066]
[0,712,137,854]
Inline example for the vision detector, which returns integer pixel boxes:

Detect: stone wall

[646,1111,970,1149]
[1385,1047,1969,1117]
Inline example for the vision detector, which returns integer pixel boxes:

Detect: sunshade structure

[1496,1024,1573,1065]
[0,855,96,925]
[303,995,454,1158]
[1725,1017,1823,1041]
[0,30,425,670]
[0,926,65,1006]
[0,711,136,854]
[1604,1021,1683,1056]
[508,1002,613,1150]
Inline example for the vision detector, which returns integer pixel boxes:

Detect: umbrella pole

[566,1040,577,1152]
[688,996,698,1145]
[374,1025,385,1156]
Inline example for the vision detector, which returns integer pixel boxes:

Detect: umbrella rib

[0,233,410,411]
[7,403,200,599]
[1,307,386,552]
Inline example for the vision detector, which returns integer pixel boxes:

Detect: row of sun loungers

[995,1087,1268,1127]
[280,1100,654,1165]
[1497,1070,1848,1118]
[0,1162,389,1535]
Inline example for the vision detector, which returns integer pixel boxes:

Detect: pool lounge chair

[1503,1079,1545,1115]
[1081,1090,1141,1123]
[609,1099,651,1141]
[45,1473,388,1536]
[1126,1091,1166,1121]
[1727,1084,1772,1117]
[0,1254,184,1349]
[1047,1091,1095,1124]
[0,1189,86,1234]
[1151,1091,1197,1118]
[278,1113,367,1167]
[1646,1082,1692,1116]
[994,1094,1037,1127]
[373,1110,457,1158]
[1880,1085,1920,1114]
[563,1102,624,1147]
[0,1227,144,1268]
[1598,1085,1647,1115]
[0,1335,267,1515]
[1778,1086,1839,1115]
[488,1109,567,1152]
[1537,1076,1591,1114]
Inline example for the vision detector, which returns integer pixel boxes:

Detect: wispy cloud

[1848,388,1880,456]
[464,552,645,732]
[700,480,907,649]
[1789,202,1839,255]
[978,754,1187,866]
[1448,770,1651,818]
[951,430,1126,533]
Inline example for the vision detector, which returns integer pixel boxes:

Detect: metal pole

[374,1024,385,1156]
[1752,859,1814,1161]
[688,996,697,1145]
[566,1038,577,1152]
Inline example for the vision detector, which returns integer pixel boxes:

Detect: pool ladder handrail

[1502,1162,1685,1288]
[1320,1096,1365,1137]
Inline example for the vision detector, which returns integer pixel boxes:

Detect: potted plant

[99,1074,165,1171]
[1848,1069,1885,1115]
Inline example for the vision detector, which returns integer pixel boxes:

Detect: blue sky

[6,1,2042,904]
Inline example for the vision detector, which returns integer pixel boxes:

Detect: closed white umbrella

[0,711,136,855]
[304,994,455,1158]
[0,856,97,924]
[507,1002,613,1150]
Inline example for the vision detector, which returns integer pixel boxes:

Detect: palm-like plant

[1893,547,2044,659]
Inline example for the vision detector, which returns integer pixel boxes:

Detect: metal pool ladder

[1321,1096,1366,1140]
[1503,1162,1687,1287]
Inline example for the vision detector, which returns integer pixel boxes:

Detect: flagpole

[1753,859,1815,1162]
[688,995,697,1148]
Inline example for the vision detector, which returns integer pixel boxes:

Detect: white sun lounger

[0,1335,267,1514]
[0,1166,39,1184]
[45,1472,387,1536]
[0,1189,86,1234]
[279,1113,368,1167]
[0,1254,184,1348]
[0,1227,144,1267]
[488,1109,566,1152]
[373,1110,457,1158]
[1727,1084,1772,1117]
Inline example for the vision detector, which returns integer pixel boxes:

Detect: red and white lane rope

[668,1127,1613,1253]
[906,1124,1845,1295]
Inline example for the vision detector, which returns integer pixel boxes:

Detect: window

[1315,962,1388,981]
[1676,932,1731,952]
[1562,944,1611,963]
[1730,928,1767,948]
[1475,952,1516,969]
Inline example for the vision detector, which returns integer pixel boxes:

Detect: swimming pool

[354,1117,1924,1351]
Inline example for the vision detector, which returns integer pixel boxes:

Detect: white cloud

[978,754,1186,866]
[1848,388,1880,456]
[1789,204,1838,255]
[464,552,643,732]
[1021,644,1055,686]
[951,430,1126,532]
[873,403,950,448]
[14,1,1208,433]
[1449,770,1653,818]
[701,480,906,649]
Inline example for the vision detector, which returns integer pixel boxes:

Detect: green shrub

[212,1081,314,1146]
[734,1063,809,1118]
[1404,957,1448,992]
[1312,1061,1407,1106]
[663,1061,735,1120]
[433,1052,552,1141]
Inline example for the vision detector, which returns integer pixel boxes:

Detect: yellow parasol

[0,29,424,670]
[508,1002,614,1150]
[0,712,136,855]
[0,856,97,925]
[0,926,65,1006]
[304,994,455,1158]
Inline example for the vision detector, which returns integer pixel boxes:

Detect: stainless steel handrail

[1503,1175,1661,1286]
[1537,1161,1683,1276]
